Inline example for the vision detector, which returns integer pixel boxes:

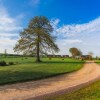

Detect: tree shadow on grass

[0,69,79,86]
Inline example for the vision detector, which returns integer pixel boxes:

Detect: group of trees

[14,16,93,62]
[69,48,93,59]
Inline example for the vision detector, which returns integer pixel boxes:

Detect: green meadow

[0,57,84,85]
[47,80,100,100]
[46,60,100,100]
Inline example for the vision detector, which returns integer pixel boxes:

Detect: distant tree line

[69,47,93,60]
[0,16,95,62]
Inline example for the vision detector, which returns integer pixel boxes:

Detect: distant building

[62,55,69,58]
[80,55,92,60]
[47,55,69,58]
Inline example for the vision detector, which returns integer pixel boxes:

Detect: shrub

[0,61,7,66]
[8,62,14,65]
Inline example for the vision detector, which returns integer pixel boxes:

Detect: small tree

[14,16,59,62]
[69,47,82,58]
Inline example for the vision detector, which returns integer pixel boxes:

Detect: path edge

[26,76,100,100]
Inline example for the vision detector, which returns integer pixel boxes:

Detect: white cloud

[29,0,40,7]
[0,4,22,54]
[52,17,100,38]
[52,17,100,56]
[65,39,82,44]
[0,6,22,32]
[0,37,17,46]
[0,33,19,37]
[0,37,18,54]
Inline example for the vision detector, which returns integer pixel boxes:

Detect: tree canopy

[69,47,82,58]
[14,16,59,62]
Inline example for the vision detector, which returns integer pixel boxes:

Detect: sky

[0,0,100,56]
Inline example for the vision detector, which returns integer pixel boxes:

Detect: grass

[46,59,100,100]
[46,80,100,100]
[95,60,100,63]
[0,57,84,85]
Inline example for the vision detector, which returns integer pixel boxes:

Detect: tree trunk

[36,33,41,63]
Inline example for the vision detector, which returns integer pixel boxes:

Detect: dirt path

[0,61,100,100]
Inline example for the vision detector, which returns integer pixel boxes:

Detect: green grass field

[0,57,84,85]
[47,80,100,100]
[46,60,100,100]
[95,60,100,63]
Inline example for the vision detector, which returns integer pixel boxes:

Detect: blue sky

[0,0,100,56]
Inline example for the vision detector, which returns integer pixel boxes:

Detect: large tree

[69,47,82,58]
[14,16,59,62]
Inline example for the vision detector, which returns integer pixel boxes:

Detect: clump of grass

[0,61,7,66]
[8,62,14,65]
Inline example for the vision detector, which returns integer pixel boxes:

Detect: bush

[0,61,7,66]
[8,62,14,65]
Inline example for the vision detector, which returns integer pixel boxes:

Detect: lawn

[46,60,100,100]
[95,60,100,63]
[0,57,84,85]
[46,80,100,100]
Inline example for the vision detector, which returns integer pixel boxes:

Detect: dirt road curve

[0,61,100,100]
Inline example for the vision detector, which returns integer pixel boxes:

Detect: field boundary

[28,75,100,100]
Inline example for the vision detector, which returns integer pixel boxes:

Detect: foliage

[14,16,59,62]
[0,61,7,66]
[69,47,82,58]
